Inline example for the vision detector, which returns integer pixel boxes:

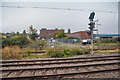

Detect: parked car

[82,39,91,45]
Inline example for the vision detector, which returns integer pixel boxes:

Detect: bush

[50,52,64,58]
[101,38,118,43]
[2,34,29,48]
[37,40,47,49]
[63,49,70,57]
[21,51,31,58]
[69,48,90,56]
[46,48,64,58]
[101,39,111,43]
[69,48,81,56]
[45,47,90,58]
[29,33,38,40]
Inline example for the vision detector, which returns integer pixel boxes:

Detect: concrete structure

[40,28,64,39]
[67,31,91,40]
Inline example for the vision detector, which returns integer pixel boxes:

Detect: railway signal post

[88,12,95,55]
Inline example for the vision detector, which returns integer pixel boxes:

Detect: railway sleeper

[2,68,119,80]
[2,64,118,77]
[2,57,120,68]
[1,55,119,64]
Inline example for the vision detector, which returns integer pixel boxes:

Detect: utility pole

[88,12,95,55]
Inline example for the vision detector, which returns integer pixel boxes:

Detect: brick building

[40,28,64,39]
[67,31,91,40]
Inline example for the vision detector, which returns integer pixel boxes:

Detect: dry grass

[2,46,34,60]
[2,46,43,60]
[2,46,22,59]
[94,49,119,54]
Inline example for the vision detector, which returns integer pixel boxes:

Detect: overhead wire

[0,5,119,13]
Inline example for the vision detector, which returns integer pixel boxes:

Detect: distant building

[40,28,64,39]
[94,34,120,40]
[67,31,91,40]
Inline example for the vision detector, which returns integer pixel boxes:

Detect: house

[40,28,64,39]
[67,31,91,40]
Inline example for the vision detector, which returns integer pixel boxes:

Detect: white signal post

[88,12,95,55]
[91,22,94,55]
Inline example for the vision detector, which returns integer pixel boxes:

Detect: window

[75,33,80,35]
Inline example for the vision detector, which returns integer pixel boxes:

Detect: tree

[23,30,26,35]
[28,25,37,34]
[28,25,38,40]
[16,32,20,36]
[54,31,67,39]
[67,29,71,34]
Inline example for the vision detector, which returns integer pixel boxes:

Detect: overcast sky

[0,1,119,34]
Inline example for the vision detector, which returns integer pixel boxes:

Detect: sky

[0,1,119,34]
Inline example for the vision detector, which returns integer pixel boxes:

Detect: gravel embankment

[2,64,118,77]
[63,71,119,78]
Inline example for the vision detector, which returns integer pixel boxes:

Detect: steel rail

[1,55,119,63]
[2,68,120,80]
[1,57,120,67]
[2,62,119,72]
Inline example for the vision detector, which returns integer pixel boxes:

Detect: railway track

[1,55,120,80]
[2,69,120,80]
[1,57,120,69]
[2,62,119,80]
[1,55,119,64]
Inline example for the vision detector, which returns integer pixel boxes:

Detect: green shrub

[46,48,64,58]
[69,48,81,56]
[21,53,28,58]
[2,34,29,48]
[21,51,31,58]
[45,47,90,58]
[32,55,39,58]
[63,49,70,57]
[27,51,31,56]
[50,52,64,58]
[81,49,90,54]
[101,38,118,43]
[46,48,55,56]
[69,48,89,56]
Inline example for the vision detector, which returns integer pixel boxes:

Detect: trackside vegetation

[2,34,29,48]
[42,47,90,58]
[2,26,119,60]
